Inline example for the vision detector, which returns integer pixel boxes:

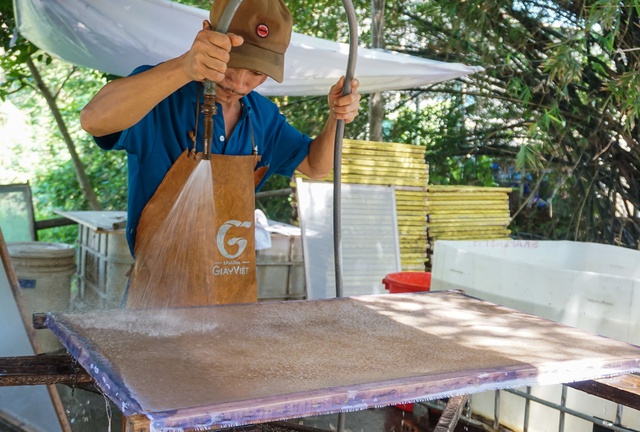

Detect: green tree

[1,2,105,212]
[379,0,640,247]
[8,0,638,248]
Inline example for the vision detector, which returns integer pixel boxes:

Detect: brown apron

[126,150,264,308]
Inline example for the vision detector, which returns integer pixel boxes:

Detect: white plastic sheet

[14,0,484,96]
[296,179,401,299]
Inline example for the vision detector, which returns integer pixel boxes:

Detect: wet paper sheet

[45,291,640,430]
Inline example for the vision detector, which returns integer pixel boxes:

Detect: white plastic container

[431,239,640,431]
[431,240,640,343]
[7,241,75,352]
[76,224,132,309]
[256,221,305,301]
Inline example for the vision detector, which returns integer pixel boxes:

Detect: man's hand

[327,76,362,123]
[296,76,362,179]
[183,21,245,83]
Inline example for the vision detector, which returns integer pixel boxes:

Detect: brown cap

[210,0,292,83]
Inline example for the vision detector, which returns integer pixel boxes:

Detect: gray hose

[333,0,358,299]
[334,4,358,427]
[202,0,244,159]
[204,0,244,98]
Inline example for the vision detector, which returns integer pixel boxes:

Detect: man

[81,0,361,256]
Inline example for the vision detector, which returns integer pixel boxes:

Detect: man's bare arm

[80,22,243,137]
[296,77,361,179]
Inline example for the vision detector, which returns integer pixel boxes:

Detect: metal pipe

[523,386,531,432]
[505,388,636,432]
[255,188,292,199]
[493,390,500,430]
[202,0,244,160]
[616,403,623,425]
[559,384,567,432]
[336,412,347,431]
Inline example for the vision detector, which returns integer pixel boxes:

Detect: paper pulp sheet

[45,291,640,430]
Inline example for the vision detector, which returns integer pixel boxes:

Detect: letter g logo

[216,220,252,259]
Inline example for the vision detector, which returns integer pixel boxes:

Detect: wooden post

[0,354,93,387]
[124,414,151,432]
[567,375,640,409]
[0,227,73,432]
[433,395,469,432]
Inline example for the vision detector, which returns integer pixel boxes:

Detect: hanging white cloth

[14,0,483,96]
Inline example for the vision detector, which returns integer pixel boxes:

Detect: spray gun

[202,0,244,160]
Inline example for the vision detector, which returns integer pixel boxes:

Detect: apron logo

[216,219,252,259]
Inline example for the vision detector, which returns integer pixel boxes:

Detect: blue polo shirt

[94,65,313,255]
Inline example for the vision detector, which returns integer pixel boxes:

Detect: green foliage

[432,155,497,187]
[29,137,127,243]
[1,56,113,190]
[0,2,36,99]
[255,175,295,224]
[393,0,640,247]
[515,144,543,172]
[3,0,640,249]
[541,40,584,89]
[1,9,117,239]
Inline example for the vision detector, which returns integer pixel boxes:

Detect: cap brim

[228,43,285,83]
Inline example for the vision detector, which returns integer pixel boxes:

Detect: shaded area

[45,291,640,430]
